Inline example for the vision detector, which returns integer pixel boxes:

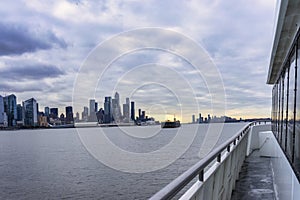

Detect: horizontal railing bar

[150,122,255,200]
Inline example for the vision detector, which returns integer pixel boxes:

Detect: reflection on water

[0,123,247,199]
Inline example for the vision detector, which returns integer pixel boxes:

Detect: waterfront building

[0,95,8,127]
[123,103,130,123]
[50,108,58,119]
[23,98,38,127]
[75,112,80,122]
[16,104,24,127]
[131,101,135,121]
[96,108,104,123]
[104,96,112,123]
[112,92,122,122]
[38,115,48,127]
[81,106,88,122]
[44,107,50,117]
[3,94,17,127]
[16,104,23,121]
[89,99,97,122]
[65,106,74,124]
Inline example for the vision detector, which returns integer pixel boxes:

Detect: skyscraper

[3,94,17,127]
[75,112,80,122]
[89,99,97,122]
[89,99,95,116]
[138,109,141,119]
[82,106,88,122]
[23,98,38,127]
[199,113,202,123]
[50,108,58,119]
[16,104,23,122]
[45,107,50,117]
[104,97,112,123]
[115,92,120,105]
[131,101,135,121]
[0,95,7,127]
[95,102,98,112]
[65,106,74,124]
[112,92,122,123]
[123,103,130,123]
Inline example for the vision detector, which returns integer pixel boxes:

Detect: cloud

[0,60,65,81]
[0,0,277,121]
[0,22,67,56]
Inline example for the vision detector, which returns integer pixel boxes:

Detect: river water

[0,123,247,199]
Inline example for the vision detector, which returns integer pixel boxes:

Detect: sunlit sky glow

[0,0,276,122]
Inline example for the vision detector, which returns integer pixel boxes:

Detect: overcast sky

[0,0,277,122]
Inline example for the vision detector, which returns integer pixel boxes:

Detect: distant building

[112,92,122,123]
[96,108,104,123]
[16,104,24,127]
[75,112,80,122]
[199,113,202,123]
[82,106,88,122]
[131,101,135,121]
[44,107,50,117]
[89,99,97,122]
[50,108,58,119]
[65,106,74,124]
[38,115,48,127]
[16,104,23,121]
[123,103,130,123]
[104,97,112,123]
[95,102,98,112]
[141,111,145,120]
[0,95,8,127]
[192,115,195,123]
[23,98,38,127]
[3,94,17,127]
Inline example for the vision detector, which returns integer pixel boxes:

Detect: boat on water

[161,120,181,128]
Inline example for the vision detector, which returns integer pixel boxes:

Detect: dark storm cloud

[0,82,43,93]
[0,63,65,81]
[0,22,67,56]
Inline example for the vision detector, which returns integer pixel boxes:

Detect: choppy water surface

[0,123,247,199]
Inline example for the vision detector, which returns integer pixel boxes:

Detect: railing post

[199,170,204,182]
[217,153,221,162]
[227,145,231,152]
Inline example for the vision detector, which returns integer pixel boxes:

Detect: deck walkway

[231,150,276,200]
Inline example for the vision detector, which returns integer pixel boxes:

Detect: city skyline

[0,1,276,122]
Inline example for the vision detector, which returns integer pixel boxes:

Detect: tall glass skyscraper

[131,101,135,121]
[0,95,7,127]
[23,98,38,127]
[104,97,112,123]
[65,106,74,124]
[3,94,17,127]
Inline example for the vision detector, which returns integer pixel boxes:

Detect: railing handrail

[150,121,258,200]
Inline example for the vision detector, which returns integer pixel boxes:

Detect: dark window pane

[295,48,300,172]
[282,69,288,150]
[287,59,295,160]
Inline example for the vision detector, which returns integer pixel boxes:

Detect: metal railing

[150,122,259,200]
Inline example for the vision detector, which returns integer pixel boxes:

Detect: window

[287,51,296,161]
[295,44,300,174]
[282,68,288,150]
